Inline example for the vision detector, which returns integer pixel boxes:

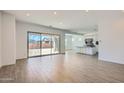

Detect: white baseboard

[99,57,124,65]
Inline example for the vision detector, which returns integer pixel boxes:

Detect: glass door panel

[52,35,60,54]
[28,32,60,57]
[41,34,52,55]
[28,32,41,57]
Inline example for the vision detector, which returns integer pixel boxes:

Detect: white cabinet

[83,47,97,55]
[76,47,97,55]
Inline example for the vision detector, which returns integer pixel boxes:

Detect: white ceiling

[4,10,122,33]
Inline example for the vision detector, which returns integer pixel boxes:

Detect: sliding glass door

[28,32,60,57]
[28,32,41,57]
[41,34,52,55]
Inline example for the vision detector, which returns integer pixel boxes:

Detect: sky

[29,34,51,41]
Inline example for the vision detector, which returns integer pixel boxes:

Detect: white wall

[0,12,2,67]
[1,12,16,66]
[16,21,65,59]
[98,11,124,64]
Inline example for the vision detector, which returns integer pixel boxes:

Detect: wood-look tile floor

[0,52,124,83]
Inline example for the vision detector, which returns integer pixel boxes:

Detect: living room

[0,10,124,83]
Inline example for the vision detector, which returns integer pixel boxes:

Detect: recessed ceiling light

[54,11,57,15]
[26,13,30,16]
